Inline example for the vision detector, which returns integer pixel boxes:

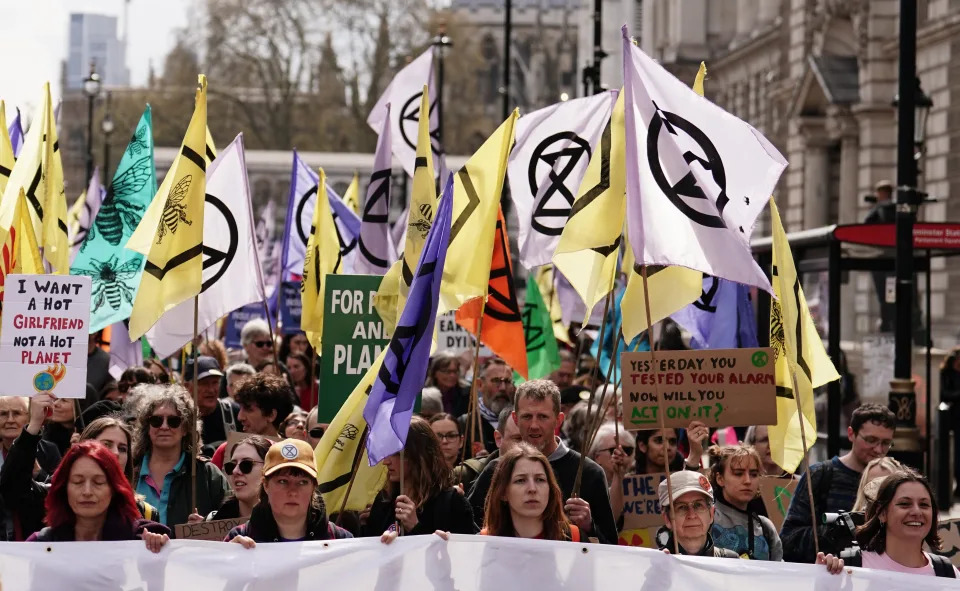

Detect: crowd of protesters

[0,318,953,580]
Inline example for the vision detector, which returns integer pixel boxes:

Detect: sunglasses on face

[309,427,325,438]
[147,415,183,429]
[224,459,263,475]
[253,340,272,348]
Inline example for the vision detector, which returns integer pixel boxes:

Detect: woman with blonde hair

[481,443,579,541]
[852,456,902,512]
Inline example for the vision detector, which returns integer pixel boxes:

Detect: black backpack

[845,550,956,578]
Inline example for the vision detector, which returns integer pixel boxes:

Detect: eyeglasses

[598,446,634,457]
[435,432,462,441]
[309,427,325,438]
[650,436,678,446]
[671,500,712,517]
[147,415,184,429]
[224,459,263,475]
[253,340,272,348]
[858,433,894,450]
[486,378,512,387]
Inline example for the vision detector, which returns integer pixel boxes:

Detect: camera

[821,511,865,557]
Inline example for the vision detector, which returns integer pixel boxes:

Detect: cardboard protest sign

[319,275,389,422]
[436,311,492,356]
[621,473,667,530]
[618,528,658,548]
[759,476,798,532]
[0,275,91,398]
[934,518,960,567]
[174,518,245,541]
[621,348,776,430]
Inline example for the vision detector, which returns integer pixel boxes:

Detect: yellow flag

[127,76,208,340]
[343,171,360,215]
[620,64,707,340]
[66,189,86,242]
[315,348,388,512]
[0,101,14,196]
[300,167,342,349]
[0,84,67,273]
[769,199,840,473]
[11,189,43,274]
[552,91,625,323]
[376,86,437,332]
[440,109,518,313]
[534,265,571,345]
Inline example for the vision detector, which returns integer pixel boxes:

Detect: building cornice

[881,11,960,57]
[710,24,783,71]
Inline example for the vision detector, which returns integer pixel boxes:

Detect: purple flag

[363,175,453,465]
[670,276,759,349]
[8,108,24,158]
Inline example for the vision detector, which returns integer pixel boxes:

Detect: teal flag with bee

[71,106,157,333]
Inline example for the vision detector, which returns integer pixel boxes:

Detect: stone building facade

[636,0,960,360]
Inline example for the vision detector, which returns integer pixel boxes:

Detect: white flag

[68,168,106,264]
[279,150,361,281]
[622,27,785,292]
[508,91,617,269]
[367,47,440,177]
[354,104,398,275]
[556,267,603,330]
[107,321,142,379]
[146,135,266,358]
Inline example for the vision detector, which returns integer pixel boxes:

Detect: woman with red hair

[26,441,170,550]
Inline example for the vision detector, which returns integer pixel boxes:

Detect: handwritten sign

[759,476,798,532]
[621,473,667,530]
[621,348,776,430]
[0,274,90,398]
[174,518,245,541]
[934,518,960,567]
[436,311,492,356]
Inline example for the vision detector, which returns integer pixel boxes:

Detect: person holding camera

[816,471,958,578]
[780,404,896,563]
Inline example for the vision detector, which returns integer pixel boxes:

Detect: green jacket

[136,457,229,532]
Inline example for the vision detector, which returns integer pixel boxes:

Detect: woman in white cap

[655,470,738,558]
[226,439,352,546]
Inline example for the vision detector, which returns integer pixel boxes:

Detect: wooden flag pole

[584,331,623,455]
[260,298,281,372]
[572,284,614,496]
[469,300,488,456]
[336,426,369,527]
[789,366,821,556]
[398,449,406,536]
[639,265,678,555]
[190,295,200,513]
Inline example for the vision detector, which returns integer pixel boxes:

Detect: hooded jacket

[225,501,352,542]
[711,491,782,561]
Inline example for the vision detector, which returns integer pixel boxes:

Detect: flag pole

[190,295,199,513]
[572,283,614,496]
[789,366,820,555]
[336,426,369,527]
[260,298,281,372]
[639,265,678,555]
[468,299,487,456]
[583,331,622,455]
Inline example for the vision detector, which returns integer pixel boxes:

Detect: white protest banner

[0,535,955,591]
[0,274,90,398]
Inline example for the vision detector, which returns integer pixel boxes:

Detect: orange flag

[456,207,529,379]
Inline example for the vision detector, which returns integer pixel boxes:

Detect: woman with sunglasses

[227,439,352,545]
[132,385,229,529]
[589,422,635,522]
[305,407,326,448]
[207,435,272,521]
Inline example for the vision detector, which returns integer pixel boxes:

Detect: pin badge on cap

[281,444,299,459]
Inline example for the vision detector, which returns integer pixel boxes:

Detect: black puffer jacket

[225,502,352,542]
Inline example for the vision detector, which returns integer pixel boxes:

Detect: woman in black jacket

[206,435,271,521]
[26,440,169,551]
[362,416,476,537]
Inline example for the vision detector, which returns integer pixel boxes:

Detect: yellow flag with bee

[127,75,208,340]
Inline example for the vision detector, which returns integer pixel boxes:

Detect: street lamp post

[889,0,933,462]
[101,91,115,180]
[82,61,102,186]
[502,0,512,120]
[431,25,452,151]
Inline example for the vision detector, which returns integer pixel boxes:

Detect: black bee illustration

[73,255,143,311]
[770,301,785,362]
[157,175,192,244]
[83,156,153,249]
[411,218,431,238]
[126,126,149,157]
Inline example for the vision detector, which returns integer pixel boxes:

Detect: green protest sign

[319,275,390,422]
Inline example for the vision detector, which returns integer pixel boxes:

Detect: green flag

[523,273,561,380]
[71,106,157,332]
